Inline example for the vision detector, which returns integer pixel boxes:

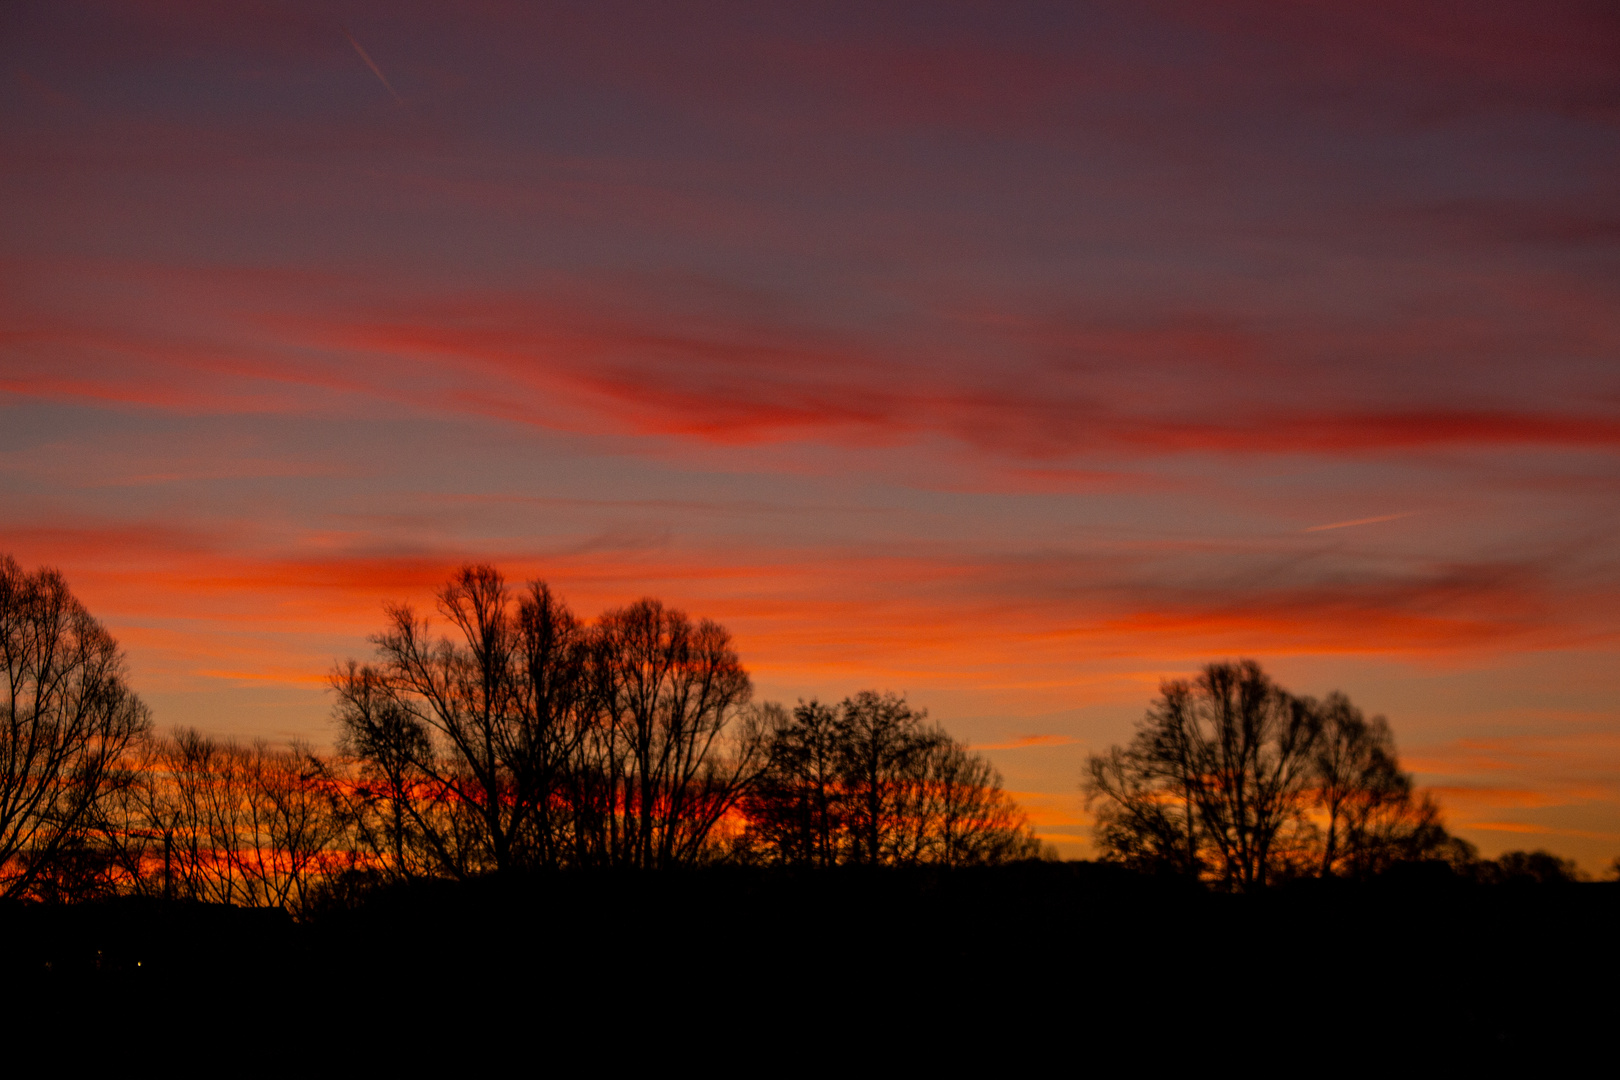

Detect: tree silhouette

[331,567,613,876]
[741,700,841,867]
[0,556,151,899]
[332,566,769,874]
[1085,662,1317,888]
[329,660,443,881]
[582,598,766,868]
[743,691,1044,866]
[839,691,933,865]
[1313,692,1446,877]
[1085,660,1454,887]
[1483,850,1583,884]
[923,735,1047,866]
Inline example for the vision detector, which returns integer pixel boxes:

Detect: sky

[3,1,1618,867]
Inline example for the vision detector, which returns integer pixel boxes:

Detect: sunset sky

[3,1,1617,866]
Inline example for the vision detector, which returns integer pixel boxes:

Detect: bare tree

[162,728,248,904]
[95,729,346,912]
[1183,663,1321,888]
[372,567,525,874]
[334,567,768,874]
[589,599,765,868]
[332,566,560,876]
[1086,660,1457,888]
[0,556,151,899]
[90,730,175,899]
[1085,743,1198,877]
[330,660,448,881]
[741,700,843,867]
[743,691,1045,867]
[921,737,1045,867]
[1313,693,1445,879]
[838,690,930,866]
[510,582,593,867]
[245,739,345,910]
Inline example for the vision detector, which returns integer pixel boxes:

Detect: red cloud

[8,260,1617,464]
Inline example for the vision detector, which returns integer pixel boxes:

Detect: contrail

[343,26,403,105]
[1304,512,1414,533]
[974,735,1077,751]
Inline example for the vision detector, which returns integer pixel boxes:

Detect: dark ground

[4,864,1613,1062]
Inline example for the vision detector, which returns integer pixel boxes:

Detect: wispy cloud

[976,734,1078,751]
[343,27,402,105]
[1304,512,1415,533]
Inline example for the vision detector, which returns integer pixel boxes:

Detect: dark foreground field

[4,864,1614,1061]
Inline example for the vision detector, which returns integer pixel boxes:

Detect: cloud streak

[1304,513,1415,533]
[7,262,1619,466]
[342,26,403,105]
[976,735,1078,751]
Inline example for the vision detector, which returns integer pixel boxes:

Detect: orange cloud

[1428,786,1565,810]
[7,511,1606,721]
[1465,822,1620,842]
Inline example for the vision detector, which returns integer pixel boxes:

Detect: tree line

[2,554,1601,913]
[1,559,1043,911]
